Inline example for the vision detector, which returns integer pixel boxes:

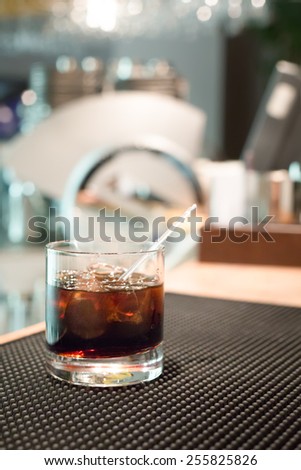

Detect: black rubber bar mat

[2,293,301,450]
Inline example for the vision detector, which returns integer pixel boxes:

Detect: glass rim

[46,240,165,256]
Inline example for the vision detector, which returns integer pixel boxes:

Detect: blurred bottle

[289,161,301,223]
[104,57,189,100]
[19,62,51,134]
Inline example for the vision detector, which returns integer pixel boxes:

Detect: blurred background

[0,0,301,334]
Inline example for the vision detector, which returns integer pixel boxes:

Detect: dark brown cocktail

[46,271,164,359]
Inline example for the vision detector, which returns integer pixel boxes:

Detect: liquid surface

[46,268,164,358]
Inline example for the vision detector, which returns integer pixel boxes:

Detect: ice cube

[107,286,152,327]
[88,262,112,273]
[106,286,154,339]
[87,263,126,287]
[65,292,106,339]
[56,270,81,290]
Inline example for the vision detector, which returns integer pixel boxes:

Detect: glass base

[45,343,163,387]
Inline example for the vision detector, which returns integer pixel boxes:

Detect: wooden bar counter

[165,260,301,307]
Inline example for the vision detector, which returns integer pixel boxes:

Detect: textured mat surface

[2,294,301,450]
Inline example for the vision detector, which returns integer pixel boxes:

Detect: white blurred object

[194,160,246,224]
[3,91,206,206]
[209,161,246,225]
